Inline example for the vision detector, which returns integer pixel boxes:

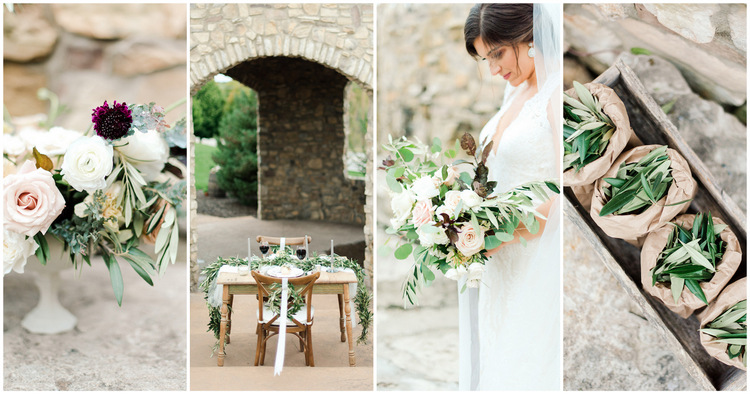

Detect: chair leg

[254,323,262,366]
[299,334,305,352]
[308,326,314,367]
[338,294,346,342]
[260,331,267,365]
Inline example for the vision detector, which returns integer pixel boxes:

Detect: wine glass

[296,246,307,260]
[259,241,270,259]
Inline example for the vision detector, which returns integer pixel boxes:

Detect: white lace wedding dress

[470,75,561,390]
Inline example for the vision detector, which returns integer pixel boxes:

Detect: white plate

[266,266,304,278]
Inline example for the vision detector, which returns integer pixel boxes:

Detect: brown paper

[697,277,747,370]
[590,145,697,241]
[641,214,743,318]
[563,83,634,187]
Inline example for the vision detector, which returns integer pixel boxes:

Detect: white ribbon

[274,277,288,375]
[458,276,480,390]
[280,237,285,250]
[208,265,239,309]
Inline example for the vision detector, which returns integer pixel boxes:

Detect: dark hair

[464,3,533,59]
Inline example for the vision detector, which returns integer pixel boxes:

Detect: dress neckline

[483,82,541,157]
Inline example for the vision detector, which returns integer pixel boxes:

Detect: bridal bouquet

[3,96,186,305]
[382,133,558,305]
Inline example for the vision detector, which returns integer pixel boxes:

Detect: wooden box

[564,58,747,391]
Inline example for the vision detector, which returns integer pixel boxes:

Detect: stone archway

[189,4,373,289]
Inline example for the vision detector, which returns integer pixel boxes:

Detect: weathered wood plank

[568,58,747,391]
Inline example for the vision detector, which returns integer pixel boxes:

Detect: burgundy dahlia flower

[91,100,133,140]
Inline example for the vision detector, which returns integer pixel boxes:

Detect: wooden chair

[252,271,320,367]
[225,235,314,343]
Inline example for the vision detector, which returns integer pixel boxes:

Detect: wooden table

[216,270,358,367]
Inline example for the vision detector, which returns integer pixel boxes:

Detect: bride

[458,3,561,390]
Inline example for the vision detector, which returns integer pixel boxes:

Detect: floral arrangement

[200,249,372,352]
[3,93,186,305]
[381,133,558,305]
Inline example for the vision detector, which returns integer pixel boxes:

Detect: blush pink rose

[411,199,434,227]
[456,224,485,257]
[4,161,66,237]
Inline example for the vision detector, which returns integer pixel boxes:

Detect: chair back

[256,235,312,246]
[252,271,320,328]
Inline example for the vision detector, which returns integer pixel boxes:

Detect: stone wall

[564,4,746,106]
[189,3,374,288]
[226,57,366,224]
[376,4,506,149]
[4,4,187,128]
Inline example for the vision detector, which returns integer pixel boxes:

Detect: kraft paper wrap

[698,277,747,370]
[641,214,742,318]
[590,145,697,241]
[563,83,635,188]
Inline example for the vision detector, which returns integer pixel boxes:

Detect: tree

[192,80,225,140]
[212,88,259,206]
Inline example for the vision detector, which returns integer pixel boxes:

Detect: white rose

[4,229,39,275]
[411,199,434,227]
[460,190,484,211]
[116,129,169,182]
[435,205,454,220]
[3,134,26,157]
[444,190,462,213]
[390,189,415,222]
[20,126,83,156]
[466,263,485,288]
[416,224,450,248]
[444,268,459,281]
[411,175,439,200]
[61,136,114,193]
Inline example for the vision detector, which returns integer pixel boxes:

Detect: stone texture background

[376,3,505,148]
[188,3,374,293]
[564,3,746,106]
[3,4,188,129]
[376,4,508,390]
[563,4,746,390]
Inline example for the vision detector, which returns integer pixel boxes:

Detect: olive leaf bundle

[701,299,747,367]
[599,145,674,216]
[651,212,727,305]
[563,81,615,172]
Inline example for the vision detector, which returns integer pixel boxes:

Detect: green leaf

[484,235,502,250]
[670,276,684,304]
[544,181,560,194]
[124,256,154,286]
[431,137,442,154]
[386,175,403,193]
[630,47,652,55]
[422,265,435,281]
[495,232,515,242]
[661,98,677,114]
[103,253,124,306]
[33,233,50,266]
[394,244,413,260]
[599,189,636,216]
[398,147,414,162]
[685,279,708,305]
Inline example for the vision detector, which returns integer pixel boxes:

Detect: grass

[194,142,218,192]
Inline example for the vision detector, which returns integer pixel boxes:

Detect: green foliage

[651,212,727,304]
[212,88,259,206]
[563,81,615,172]
[194,143,218,192]
[701,299,747,366]
[192,81,225,140]
[599,146,680,216]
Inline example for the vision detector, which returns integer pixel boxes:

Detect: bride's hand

[483,196,557,257]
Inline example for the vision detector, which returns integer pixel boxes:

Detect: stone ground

[3,225,187,391]
[191,213,372,390]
